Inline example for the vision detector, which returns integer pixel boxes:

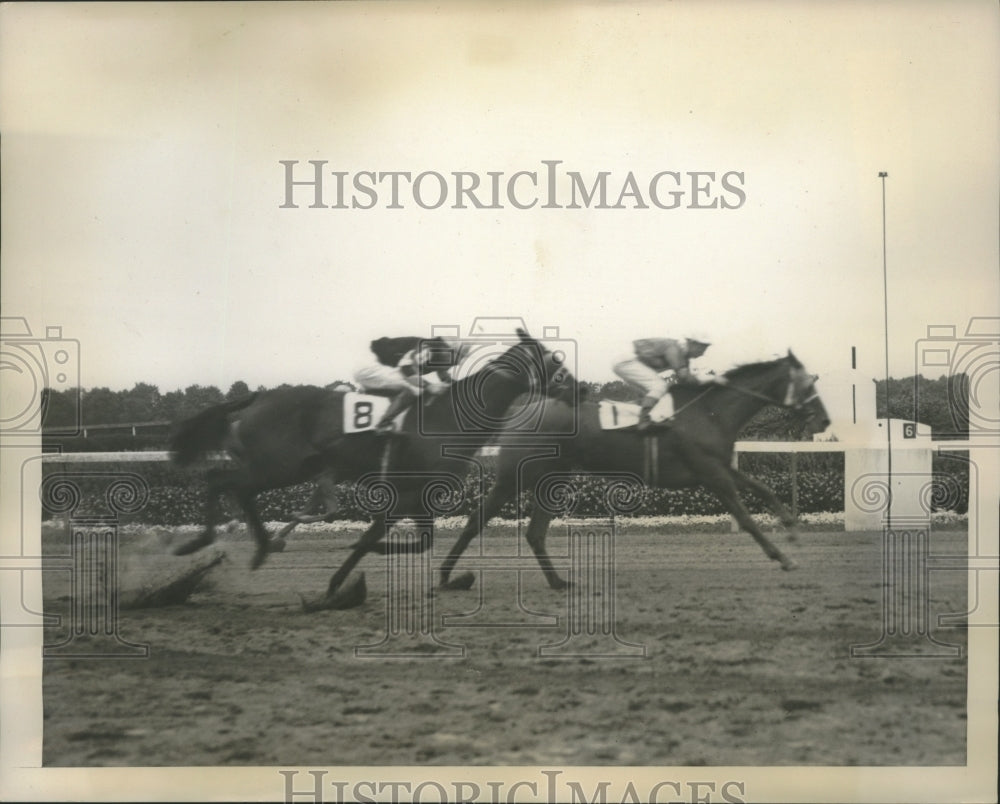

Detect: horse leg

[728,467,800,541]
[437,474,514,589]
[312,515,387,604]
[173,467,226,556]
[271,488,329,549]
[273,474,340,544]
[233,489,274,570]
[295,472,340,524]
[702,469,797,571]
[523,509,569,590]
[274,485,323,542]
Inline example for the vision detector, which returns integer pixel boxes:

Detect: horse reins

[725,379,818,410]
[673,375,818,415]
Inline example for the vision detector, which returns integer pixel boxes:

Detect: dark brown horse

[437,352,830,591]
[168,331,579,595]
[301,332,581,610]
[170,386,377,569]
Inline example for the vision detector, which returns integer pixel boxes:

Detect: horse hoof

[250,548,268,571]
[780,558,799,571]
[300,573,367,612]
[440,572,476,591]
[330,573,367,609]
[550,578,573,591]
[268,537,287,553]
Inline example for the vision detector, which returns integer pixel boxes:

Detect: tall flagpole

[879,171,892,524]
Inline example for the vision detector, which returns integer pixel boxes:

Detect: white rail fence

[40,442,848,464]
[41,440,970,530]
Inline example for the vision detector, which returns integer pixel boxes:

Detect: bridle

[673,364,819,415]
[519,344,575,404]
[722,369,819,411]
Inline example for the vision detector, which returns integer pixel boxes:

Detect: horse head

[784,351,830,436]
[510,328,580,405]
[440,329,580,424]
[720,351,830,436]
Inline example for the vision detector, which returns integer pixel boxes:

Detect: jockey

[612,335,713,430]
[353,336,467,434]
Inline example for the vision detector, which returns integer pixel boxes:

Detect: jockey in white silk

[612,335,713,430]
[353,335,468,433]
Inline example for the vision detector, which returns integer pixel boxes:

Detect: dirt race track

[42,522,968,768]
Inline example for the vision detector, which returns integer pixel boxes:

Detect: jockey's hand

[424,382,449,396]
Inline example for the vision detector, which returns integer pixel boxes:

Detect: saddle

[598,400,643,430]
[598,400,660,485]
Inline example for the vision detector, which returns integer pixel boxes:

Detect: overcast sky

[2,1,997,429]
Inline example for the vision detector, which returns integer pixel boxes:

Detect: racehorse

[170,385,377,568]
[436,351,831,592]
[300,331,581,610]
[168,330,579,596]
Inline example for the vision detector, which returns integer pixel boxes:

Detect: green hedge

[40,460,969,526]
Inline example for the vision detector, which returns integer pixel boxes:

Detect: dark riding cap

[370,336,421,367]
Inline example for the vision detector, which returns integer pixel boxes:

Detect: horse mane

[721,352,798,382]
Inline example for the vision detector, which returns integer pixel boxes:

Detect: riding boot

[637,394,658,432]
[375,392,415,435]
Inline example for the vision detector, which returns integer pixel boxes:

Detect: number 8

[353,401,374,429]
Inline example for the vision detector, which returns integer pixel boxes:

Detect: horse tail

[169,394,258,467]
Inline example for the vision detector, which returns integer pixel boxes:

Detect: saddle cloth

[343,391,402,433]
[598,400,642,430]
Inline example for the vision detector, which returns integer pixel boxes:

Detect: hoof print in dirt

[122,551,225,609]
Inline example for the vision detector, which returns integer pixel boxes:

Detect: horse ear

[787,349,802,367]
[516,328,534,343]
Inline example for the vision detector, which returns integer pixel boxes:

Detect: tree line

[40,373,968,452]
